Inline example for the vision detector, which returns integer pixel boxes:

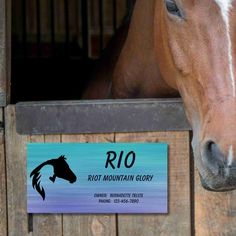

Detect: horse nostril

[203,141,225,175]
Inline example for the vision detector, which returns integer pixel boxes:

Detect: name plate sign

[27,143,168,213]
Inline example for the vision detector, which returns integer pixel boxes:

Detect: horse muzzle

[200,174,236,192]
[200,141,236,191]
[69,175,77,183]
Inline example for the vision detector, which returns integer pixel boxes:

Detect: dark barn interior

[11,0,135,103]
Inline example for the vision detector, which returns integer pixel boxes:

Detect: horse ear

[59,155,66,160]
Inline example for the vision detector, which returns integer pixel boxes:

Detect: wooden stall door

[5,105,192,236]
[0,108,7,236]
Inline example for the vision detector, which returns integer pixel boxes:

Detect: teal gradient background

[27,143,168,213]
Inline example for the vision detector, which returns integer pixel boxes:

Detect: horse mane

[30,168,45,200]
[30,159,53,200]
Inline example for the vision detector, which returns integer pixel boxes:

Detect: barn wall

[12,0,127,42]
[0,0,11,106]
[12,0,127,58]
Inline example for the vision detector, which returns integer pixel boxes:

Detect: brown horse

[83,0,236,191]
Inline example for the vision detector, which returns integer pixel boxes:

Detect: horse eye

[165,0,182,18]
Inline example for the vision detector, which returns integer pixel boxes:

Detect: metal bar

[126,0,131,12]
[112,0,117,32]
[50,0,55,57]
[22,0,27,58]
[64,0,70,57]
[16,99,191,135]
[74,0,80,48]
[36,0,41,58]
[28,214,33,232]
[126,0,135,16]
[81,0,89,58]
[98,0,104,54]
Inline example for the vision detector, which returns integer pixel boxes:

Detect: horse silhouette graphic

[30,155,77,200]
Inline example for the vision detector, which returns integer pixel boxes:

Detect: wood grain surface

[0,109,7,236]
[115,132,191,236]
[195,168,236,236]
[5,106,31,236]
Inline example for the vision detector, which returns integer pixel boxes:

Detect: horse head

[155,0,236,191]
[54,155,77,184]
[30,155,77,200]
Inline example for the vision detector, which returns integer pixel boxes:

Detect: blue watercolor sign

[27,143,168,213]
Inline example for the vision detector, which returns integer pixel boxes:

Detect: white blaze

[228,145,234,166]
[225,145,234,176]
[215,0,235,97]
